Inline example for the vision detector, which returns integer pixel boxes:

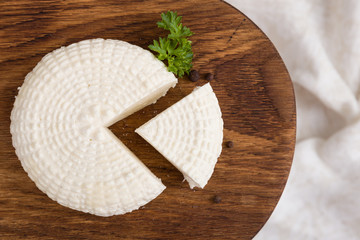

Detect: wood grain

[0,0,296,239]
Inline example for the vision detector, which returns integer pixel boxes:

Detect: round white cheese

[136,83,223,189]
[10,39,177,216]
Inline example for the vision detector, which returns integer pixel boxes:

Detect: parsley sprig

[149,11,194,78]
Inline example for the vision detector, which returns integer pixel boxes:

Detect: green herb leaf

[149,11,193,77]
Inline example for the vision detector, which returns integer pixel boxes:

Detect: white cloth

[224,1,360,239]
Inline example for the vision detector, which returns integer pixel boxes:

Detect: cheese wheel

[10,39,177,216]
[136,83,223,189]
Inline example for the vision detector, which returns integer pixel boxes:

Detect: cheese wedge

[10,39,177,216]
[136,83,223,189]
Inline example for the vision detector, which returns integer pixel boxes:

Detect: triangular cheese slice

[136,83,223,189]
[10,39,177,216]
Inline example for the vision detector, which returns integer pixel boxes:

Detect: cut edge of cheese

[99,128,167,215]
[136,83,224,189]
[136,127,204,189]
[102,127,168,193]
[104,80,177,127]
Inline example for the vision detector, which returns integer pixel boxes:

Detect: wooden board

[0,0,296,239]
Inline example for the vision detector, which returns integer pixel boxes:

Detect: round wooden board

[0,0,296,239]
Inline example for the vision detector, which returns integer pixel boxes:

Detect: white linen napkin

[225,0,360,239]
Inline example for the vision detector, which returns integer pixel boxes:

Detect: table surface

[0,0,296,239]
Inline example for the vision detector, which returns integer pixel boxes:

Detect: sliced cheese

[136,83,223,189]
[10,39,177,216]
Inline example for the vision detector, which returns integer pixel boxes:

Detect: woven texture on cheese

[10,39,176,216]
[136,83,223,189]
